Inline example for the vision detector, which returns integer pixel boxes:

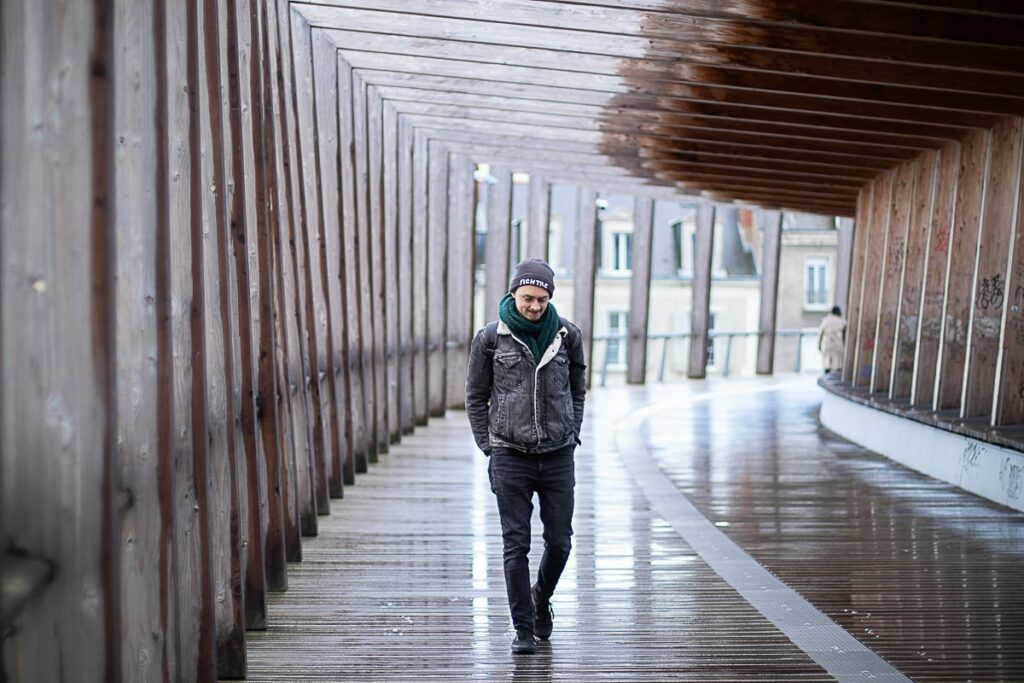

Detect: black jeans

[488,444,575,632]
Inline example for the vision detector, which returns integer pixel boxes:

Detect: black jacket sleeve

[566,322,587,444]
[465,327,494,454]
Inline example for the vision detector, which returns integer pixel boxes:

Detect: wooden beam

[526,174,551,260]
[485,166,514,316]
[411,128,431,424]
[335,53,370,473]
[346,60,380,462]
[573,188,600,388]
[394,105,416,433]
[250,0,288,590]
[756,211,783,375]
[287,6,333,513]
[891,151,939,400]
[964,117,1022,419]
[936,128,989,412]
[446,153,478,410]
[311,25,355,488]
[911,142,959,409]
[426,140,450,416]
[834,217,854,324]
[843,187,872,383]
[626,197,655,384]
[852,170,894,389]
[871,160,914,395]
[995,117,1024,426]
[689,202,716,379]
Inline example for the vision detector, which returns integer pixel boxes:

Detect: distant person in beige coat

[818,306,846,374]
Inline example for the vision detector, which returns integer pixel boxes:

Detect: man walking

[465,258,587,655]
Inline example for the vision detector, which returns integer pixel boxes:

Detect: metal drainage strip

[615,393,911,683]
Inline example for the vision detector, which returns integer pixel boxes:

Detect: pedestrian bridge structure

[2,2,1024,682]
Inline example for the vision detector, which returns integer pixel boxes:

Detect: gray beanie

[509,258,555,296]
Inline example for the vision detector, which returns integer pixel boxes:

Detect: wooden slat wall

[396,110,417,434]
[839,117,1024,429]
[411,128,431,425]
[0,2,466,679]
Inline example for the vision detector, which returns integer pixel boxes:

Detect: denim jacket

[465,317,586,455]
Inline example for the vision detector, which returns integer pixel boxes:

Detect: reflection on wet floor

[243,375,1023,682]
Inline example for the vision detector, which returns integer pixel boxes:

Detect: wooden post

[485,166,514,316]
[336,54,370,473]
[110,1,177,680]
[834,217,854,323]
[872,161,914,395]
[396,110,416,434]
[412,128,431,424]
[311,27,354,488]
[964,117,1022,419]
[937,128,990,411]
[1,0,123,677]
[852,170,894,389]
[185,0,220,674]
[362,77,390,455]
[573,188,599,387]
[447,153,478,409]
[427,140,450,416]
[226,0,270,628]
[890,151,938,400]
[843,188,873,383]
[912,142,959,408]
[266,0,309,554]
[756,210,782,375]
[293,14,345,499]
[376,87,403,445]
[689,202,716,379]
[350,68,381,462]
[994,118,1024,426]
[201,0,247,671]
[627,197,654,384]
[284,4,331,513]
[254,0,294,579]
[527,174,551,260]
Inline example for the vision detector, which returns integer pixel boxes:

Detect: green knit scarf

[499,293,560,364]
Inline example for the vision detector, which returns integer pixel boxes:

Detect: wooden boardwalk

[243,377,1024,682]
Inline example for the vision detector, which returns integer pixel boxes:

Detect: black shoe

[511,627,537,655]
[534,599,553,640]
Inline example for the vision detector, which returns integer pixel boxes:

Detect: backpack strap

[484,320,499,355]
[559,317,579,349]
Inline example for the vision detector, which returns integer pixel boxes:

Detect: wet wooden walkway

[243,376,1024,682]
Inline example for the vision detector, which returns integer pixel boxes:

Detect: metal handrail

[591,329,818,386]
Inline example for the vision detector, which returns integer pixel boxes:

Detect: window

[609,230,632,274]
[805,258,830,310]
[607,311,629,367]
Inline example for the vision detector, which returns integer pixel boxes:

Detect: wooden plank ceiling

[296,0,1024,216]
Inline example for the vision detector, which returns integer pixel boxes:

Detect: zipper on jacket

[506,331,542,445]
